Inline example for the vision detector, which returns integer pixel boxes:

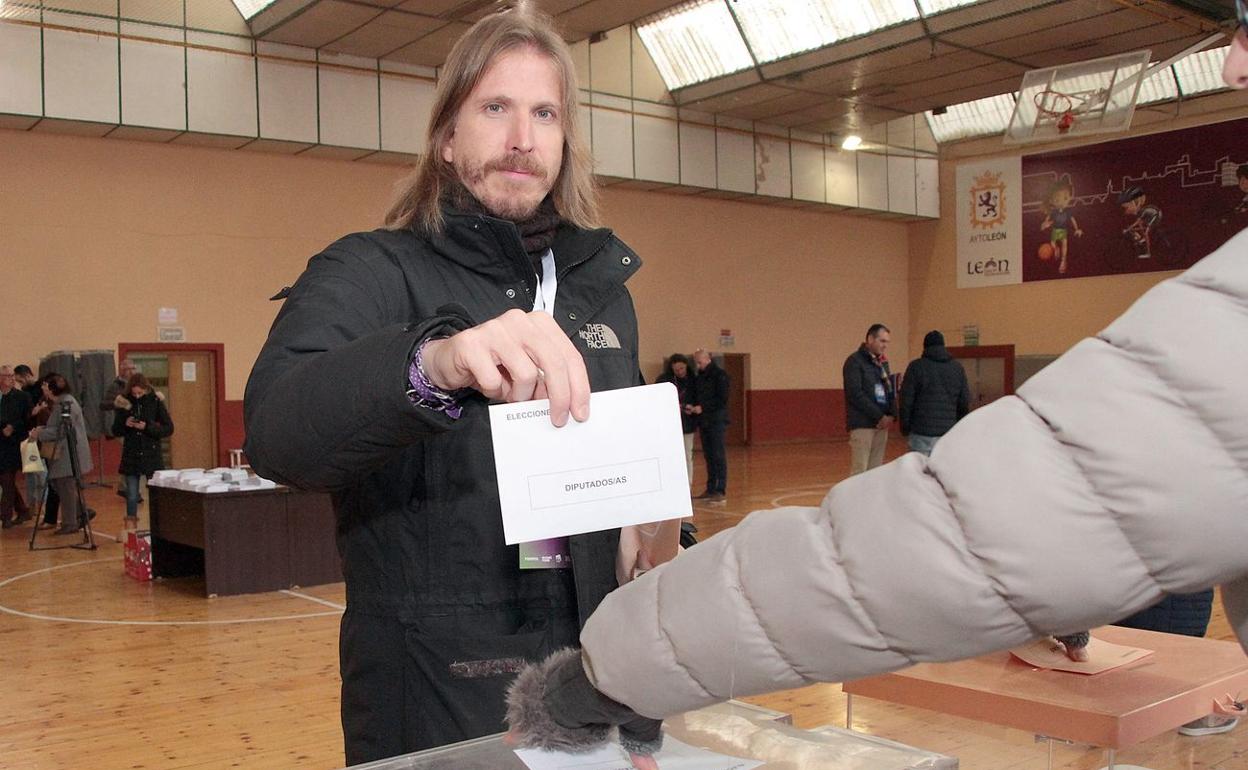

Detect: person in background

[14,365,46,521]
[655,354,697,487]
[843,323,895,474]
[0,365,33,528]
[690,349,729,501]
[27,376,59,529]
[29,374,92,535]
[112,373,173,529]
[101,358,137,500]
[898,331,971,456]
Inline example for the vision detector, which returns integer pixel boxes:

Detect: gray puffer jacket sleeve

[579,228,1248,720]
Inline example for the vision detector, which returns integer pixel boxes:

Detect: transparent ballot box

[341,700,955,770]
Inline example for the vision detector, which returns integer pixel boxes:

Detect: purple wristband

[407,338,463,419]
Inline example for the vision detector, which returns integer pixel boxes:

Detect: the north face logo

[578,323,621,349]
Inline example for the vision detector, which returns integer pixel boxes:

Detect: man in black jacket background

[899,331,971,456]
[0,365,33,528]
[691,349,730,501]
[245,5,663,765]
[842,324,895,475]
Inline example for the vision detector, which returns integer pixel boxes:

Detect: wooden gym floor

[1,439,1244,769]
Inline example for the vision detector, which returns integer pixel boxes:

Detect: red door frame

[945,344,1016,398]
[117,342,228,467]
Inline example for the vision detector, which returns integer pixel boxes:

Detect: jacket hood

[923,345,953,362]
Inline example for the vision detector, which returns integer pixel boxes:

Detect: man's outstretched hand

[421,309,590,427]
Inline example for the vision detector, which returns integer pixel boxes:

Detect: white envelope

[489,382,693,545]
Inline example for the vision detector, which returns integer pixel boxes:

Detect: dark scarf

[444,179,561,277]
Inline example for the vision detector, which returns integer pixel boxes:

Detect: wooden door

[720,353,750,446]
[165,352,218,469]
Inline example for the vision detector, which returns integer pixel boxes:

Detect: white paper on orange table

[489,383,693,545]
[1010,636,1154,674]
[513,736,763,770]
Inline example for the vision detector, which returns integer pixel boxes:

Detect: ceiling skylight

[924,93,1017,143]
[1136,65,1179,105]
[916,0,980,12]
[727,0,920,64]
[231,0,278,20]
[636,0,755,90]
[1172,45,1232,96]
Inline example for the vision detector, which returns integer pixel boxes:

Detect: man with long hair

[244,2,661,764]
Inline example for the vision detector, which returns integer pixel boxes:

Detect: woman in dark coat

[654,354,697,486]
[112,373,173,526]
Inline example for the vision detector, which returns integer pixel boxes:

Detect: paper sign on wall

[158,307,179,324]
[159,327,185,342]
[956,158,1023,288]
[182,362,197,382]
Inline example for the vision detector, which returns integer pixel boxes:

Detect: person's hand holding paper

[489,383,692,546]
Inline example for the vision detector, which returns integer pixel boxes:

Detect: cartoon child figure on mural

[1040,174,1083,274]
[1120,185,1162,259]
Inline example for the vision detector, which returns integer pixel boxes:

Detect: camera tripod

[29,400,97,551]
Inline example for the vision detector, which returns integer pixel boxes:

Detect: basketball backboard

[1004,50,1152,144]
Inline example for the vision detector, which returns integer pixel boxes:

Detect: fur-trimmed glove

[506,648,663,759]
[114,395,132,410]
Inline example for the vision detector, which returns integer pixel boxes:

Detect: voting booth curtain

[38,350,116,439]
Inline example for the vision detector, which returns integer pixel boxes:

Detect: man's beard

[455,152,551,221]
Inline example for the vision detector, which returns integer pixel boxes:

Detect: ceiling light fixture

[841,135,863,150]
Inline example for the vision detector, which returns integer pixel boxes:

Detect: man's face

[442,47,565,221]
[0,370,13,393]
[866,331,890,357]
[120,361,136,379]
[694,353,711,371]
[1239,175,1248,193]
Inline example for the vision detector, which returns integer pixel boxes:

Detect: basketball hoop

[1034,90,1077,134]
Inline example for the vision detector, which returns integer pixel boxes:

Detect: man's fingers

[513,312,589,426]
[526,312,590,423]
[490,326,544,404]
[457,342,509,401]
[433,310,591,422]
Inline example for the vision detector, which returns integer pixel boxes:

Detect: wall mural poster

[1021,117,1248,282]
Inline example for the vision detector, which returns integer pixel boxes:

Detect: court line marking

[281,588,346,611]
[0,560,343,626]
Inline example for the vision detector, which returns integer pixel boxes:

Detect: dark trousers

[340,580,581,765]
[43,484,60,525]
[700,420,728,494]
[0,469,27,518]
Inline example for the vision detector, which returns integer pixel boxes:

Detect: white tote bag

[20,438,46,475]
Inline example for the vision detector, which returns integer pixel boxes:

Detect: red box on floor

[124,531,152,581]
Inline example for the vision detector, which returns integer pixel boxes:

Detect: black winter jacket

[692,363,730,425]
[244,215,643,626]
[113,392,174,477]
[899,345,971,437]
[0,388,32,472]
[842,345,894,430]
